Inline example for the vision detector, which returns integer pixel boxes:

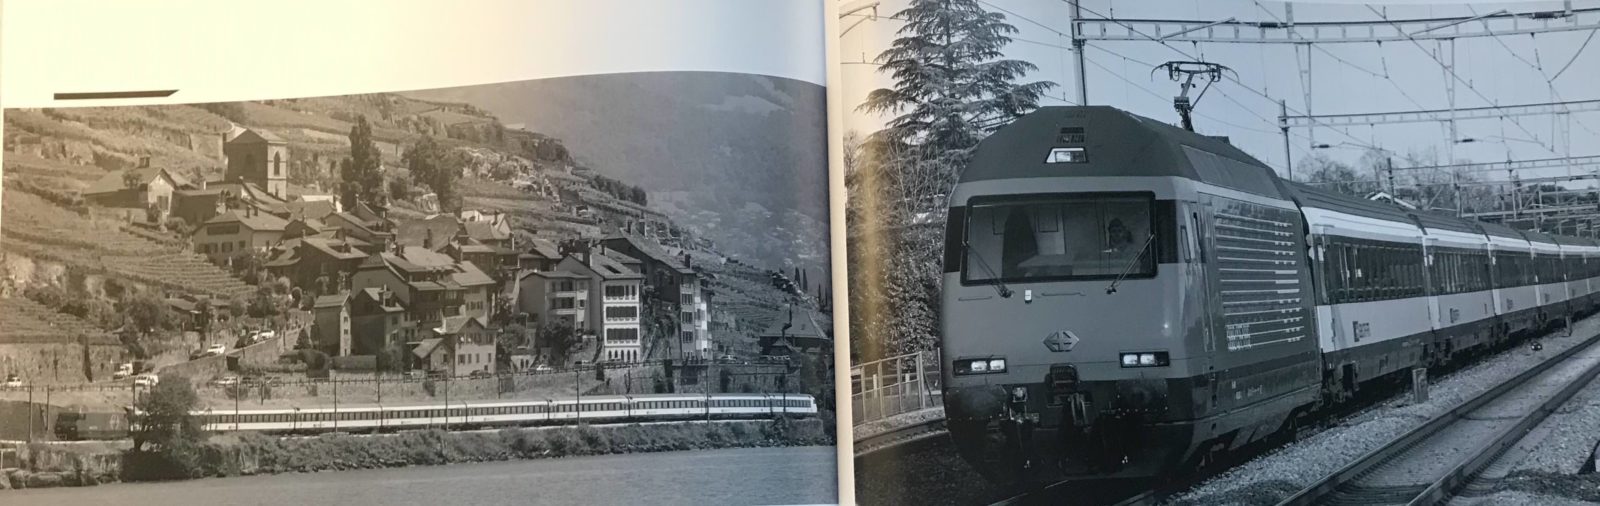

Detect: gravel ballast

[1171,315,1600,506]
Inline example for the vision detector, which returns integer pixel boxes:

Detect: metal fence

[850,351,942,426]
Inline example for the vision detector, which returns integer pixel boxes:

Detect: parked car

[206,343,227,356]
[258,330,276,340]
[404,370,426,380]
[533,364,554,373]
[469,370,492,379]
[211,376,240,387]
[112,363,133,380]
[4,374,22,389]
[133,373,159,388]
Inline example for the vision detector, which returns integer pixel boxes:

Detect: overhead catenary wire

[1071,2,1383,152]
[1367,4,1562,157]
[1466,5,1600,140]
[1250,1,1434,114]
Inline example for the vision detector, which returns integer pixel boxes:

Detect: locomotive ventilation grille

[1210,195,1308,351]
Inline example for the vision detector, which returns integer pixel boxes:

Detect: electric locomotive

[939,105,1600,488]
[939,106,1320,485]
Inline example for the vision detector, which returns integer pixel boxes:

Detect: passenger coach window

[963,194,1158,283]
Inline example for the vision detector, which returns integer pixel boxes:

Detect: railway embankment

[0,418,832,491]
[1170,316,1600,506]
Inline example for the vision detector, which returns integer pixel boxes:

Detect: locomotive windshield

[963,194,1155,283]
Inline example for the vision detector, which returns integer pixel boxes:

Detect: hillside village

[0,95,833,393]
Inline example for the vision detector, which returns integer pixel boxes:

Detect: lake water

[5,446,839,505]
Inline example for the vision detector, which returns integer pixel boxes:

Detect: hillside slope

[400,71,831,275]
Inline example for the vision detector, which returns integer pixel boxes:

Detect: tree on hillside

[860,0,1056,171]
[123,292,170,336]
[404,135,465,214]
[131,375,202,453]
[376,342,408,373]
[538,323,581,366]
[340,115,386,208]
[195,299,213,338]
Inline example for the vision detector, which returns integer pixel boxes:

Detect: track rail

[1277,331,1600,506]
[853,418,947,458]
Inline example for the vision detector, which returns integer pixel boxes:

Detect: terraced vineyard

[2,191,255,298]
[0,296,116,344]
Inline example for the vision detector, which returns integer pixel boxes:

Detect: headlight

[1120,351,1171,368]
[954,357,1008,375]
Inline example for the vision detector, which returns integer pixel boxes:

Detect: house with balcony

[556,247,644,363]
[350,286,411,357]
[412,315,494,376]
[81,157,186,218]
[350,245,485,341]
[601,234,709,360]
[264,229,370,292]
[516,269,590,331]
[312,293,352,356]
[192,207,288,263]
[523,238,562,272]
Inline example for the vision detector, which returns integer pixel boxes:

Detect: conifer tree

[860,0,1056,170]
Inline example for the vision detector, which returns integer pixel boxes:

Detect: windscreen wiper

[964,243,1014,298]
[1106,233,1156,295]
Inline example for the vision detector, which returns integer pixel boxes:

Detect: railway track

[1277,331,1600,506]
[853,418,947,458]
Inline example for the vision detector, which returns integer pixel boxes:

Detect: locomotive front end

[938,107,1317,487]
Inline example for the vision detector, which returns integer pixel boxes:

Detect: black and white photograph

[0,69,838,504]
[841,0,1600,504]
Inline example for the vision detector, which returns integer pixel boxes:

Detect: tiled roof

[520,269,589,281]
[356,287,405,312]
[412,338,444,358]
[588,251,643,280]
[286,199,337,221]
[393,246,456,270]
[434,315,488,335]
[83,167,188,196]
[204,209,288,232]
[603,234,693,274]
[462,221,509,242]
[396,216,462,250]
[452,261,496,287]
[303,237,367,260]
[314,294,349,309]
[526,238,560,259]
[229,128,285,144]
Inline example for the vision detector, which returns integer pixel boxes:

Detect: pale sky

[839,0,1600,185]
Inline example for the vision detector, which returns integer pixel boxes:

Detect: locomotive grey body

[939,106,1600,486]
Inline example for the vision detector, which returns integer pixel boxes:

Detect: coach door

[1423,237,1442,331]
[1314,226,1347,351]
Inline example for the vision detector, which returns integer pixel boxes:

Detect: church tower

[223,128,289,199]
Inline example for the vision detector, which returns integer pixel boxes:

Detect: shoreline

[1,417,834,491]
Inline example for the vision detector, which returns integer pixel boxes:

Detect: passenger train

[62,393,818,439]
[938,106,1600,487]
